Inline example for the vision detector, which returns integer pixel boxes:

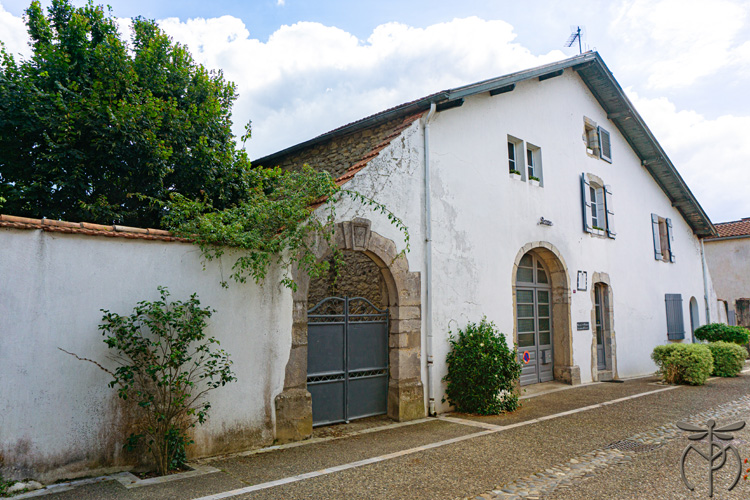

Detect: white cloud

[628,89,750,222]
[610,0,750,89]
[0,2,30,59]
[277,0,285,5]
[158,16,566,158]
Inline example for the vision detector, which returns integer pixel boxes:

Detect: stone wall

[308,250,388,309]
[256,116,406,179]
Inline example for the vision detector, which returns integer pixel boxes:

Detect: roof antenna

[564,25,586,54]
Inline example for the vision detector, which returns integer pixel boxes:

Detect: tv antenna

[565,26,585,54]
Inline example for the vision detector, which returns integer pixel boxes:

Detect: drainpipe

[424,102,437,416]
[700,238,711,324]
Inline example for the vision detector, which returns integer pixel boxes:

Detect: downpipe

[700,238,711,324]
[424,102,437,416]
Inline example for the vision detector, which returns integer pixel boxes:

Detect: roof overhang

[255,52,716,237]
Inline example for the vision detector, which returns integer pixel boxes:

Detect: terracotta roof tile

[706,218,750,239]
[0,214,187,242]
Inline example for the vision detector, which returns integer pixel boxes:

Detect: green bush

[694,323,750,345]
[707,341,746,377]
[443,318,522,415]
[651,343,713,385]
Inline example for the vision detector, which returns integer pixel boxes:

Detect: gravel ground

[28,373,750,500]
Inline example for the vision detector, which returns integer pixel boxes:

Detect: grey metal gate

[307,297,389,426]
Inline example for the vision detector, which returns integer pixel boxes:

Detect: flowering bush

[443,318,522,415]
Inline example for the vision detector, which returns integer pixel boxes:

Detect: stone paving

[464,394,750,500]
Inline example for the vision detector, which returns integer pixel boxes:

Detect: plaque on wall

[577,322,590,331]
[577,271,587,291]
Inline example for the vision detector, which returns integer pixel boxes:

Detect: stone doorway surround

[511,242,580,385]
[274,218,425,443]
[590,273,618,382]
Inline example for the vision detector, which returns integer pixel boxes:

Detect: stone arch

[590,273,618,381]
[274,218,424,443]
[512,242,580,385]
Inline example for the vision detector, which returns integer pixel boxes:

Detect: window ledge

[588,229,610,239]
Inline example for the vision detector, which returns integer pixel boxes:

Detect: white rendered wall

[0,229,292,481]
[331,69,713,413]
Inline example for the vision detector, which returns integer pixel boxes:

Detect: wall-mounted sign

[577,322,590,331]
[577,270,588,291]
[522,351,531,364]
[538,217,554,226]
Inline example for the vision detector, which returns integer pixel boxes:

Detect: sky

[1,0,749,223]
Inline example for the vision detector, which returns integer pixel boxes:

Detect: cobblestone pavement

[465,393,750,500]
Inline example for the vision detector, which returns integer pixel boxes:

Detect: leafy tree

[0,0,251,227]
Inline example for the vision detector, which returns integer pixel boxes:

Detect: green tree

[0,0,251,227]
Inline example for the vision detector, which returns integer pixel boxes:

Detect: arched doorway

[689,297,699,343]
[512,243,578,385]
[515,252,553,385]
[306,251,389,426]
[274,218,425,443]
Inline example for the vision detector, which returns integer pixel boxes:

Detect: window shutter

[666,218,675,262]
[604,184,616,238]
[665,293,685,340]
[651,214,663,260]
[598,127,612,163]
[581,174,592,233]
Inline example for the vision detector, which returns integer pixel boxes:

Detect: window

[582,117,612,163]
[580,173,615,238]
[651,214,675,262]
[665,293,685,340]
[508,142,518,174]
[526,143,542,183]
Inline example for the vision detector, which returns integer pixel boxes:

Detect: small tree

[443,318,522,415]
[62,287,235,475]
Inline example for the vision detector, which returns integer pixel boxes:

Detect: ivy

[162,166,409,290]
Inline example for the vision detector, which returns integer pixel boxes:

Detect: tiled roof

[706,218,750,239]
[0,214,187,242]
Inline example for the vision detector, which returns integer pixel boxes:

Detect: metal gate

[307,297,389,426]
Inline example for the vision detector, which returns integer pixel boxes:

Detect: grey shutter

[604,184,616,238]
[666,218,675,262]
[728,310,737,326]
[581,173,592,233]
[651,214,663,260]
[665,293,685,340]
[598,126,612,163]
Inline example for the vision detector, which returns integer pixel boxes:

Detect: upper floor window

[583,117,612,163]
[507,134,543,185]
[526,143,542,182]
[581,173,615,238]
[508,141,519,174]
[651,214,675,262]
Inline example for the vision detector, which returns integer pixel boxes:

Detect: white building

[704,218,750,328]
[256,51,719,423]
[0,51,720,482]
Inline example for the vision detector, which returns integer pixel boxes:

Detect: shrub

[61,287,236,475]
[694,323,750,345]
[651,343,713,385]
[707,341,746,377]
[443,318,522,415]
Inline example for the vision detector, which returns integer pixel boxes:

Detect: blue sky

[1,0,749,222]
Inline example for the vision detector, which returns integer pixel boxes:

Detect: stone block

[390,305,421,321]
[388,381,425,421]
[284,345,308,389]
[389,348,421,381]
[389,331,421,349]
[274,389,312,444]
